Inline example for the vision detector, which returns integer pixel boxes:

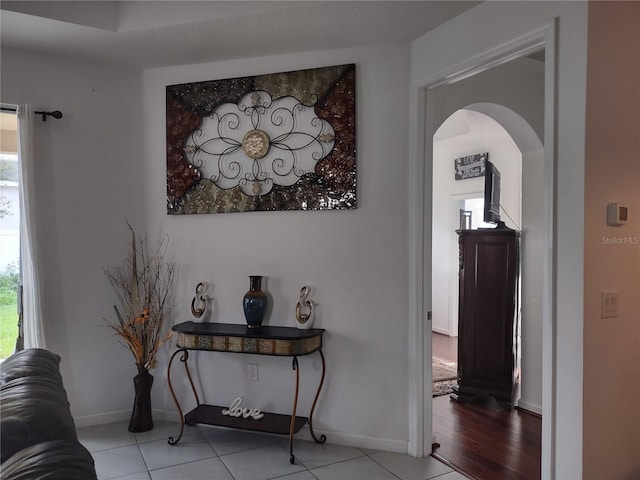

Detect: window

[0,112,19,359]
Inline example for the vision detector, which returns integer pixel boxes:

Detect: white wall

[143,44,412,450]
[1,42,416,451]
[0,48,146,422]
[411,1,588,476]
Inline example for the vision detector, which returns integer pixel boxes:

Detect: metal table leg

[167,348,200,445]
[289,356,300,464]
[308,348,327,444]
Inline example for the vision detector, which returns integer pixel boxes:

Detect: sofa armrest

[0,440,97,480]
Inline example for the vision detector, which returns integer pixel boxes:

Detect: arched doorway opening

[429,104,544,475]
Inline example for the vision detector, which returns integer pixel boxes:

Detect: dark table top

[172,321,325,340]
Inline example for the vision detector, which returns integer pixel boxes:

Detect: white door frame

[407,19,557,478]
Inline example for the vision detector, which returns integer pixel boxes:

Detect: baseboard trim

[75,408,409,454]
[152,409,181,423]
[296,427,407,454]
[73,410,131,428]
[431,327,451,336]
[515,400,542,417]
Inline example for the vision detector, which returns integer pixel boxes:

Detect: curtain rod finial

[37,110,63,121]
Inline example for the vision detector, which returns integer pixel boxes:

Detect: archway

[429,105,544,474]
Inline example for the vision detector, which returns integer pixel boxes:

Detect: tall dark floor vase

[129,364,154,432]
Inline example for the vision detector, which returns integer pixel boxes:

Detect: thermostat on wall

[607,203,628,226]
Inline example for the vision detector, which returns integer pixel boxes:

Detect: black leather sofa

[0,348,97,479]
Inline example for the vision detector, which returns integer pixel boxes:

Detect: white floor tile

[149,457,234,480]
[370,450,454,480]
[359,447,380,455]
[220,443,306,480]
[92,444,147,480]
[283,439,365,469]
[433,471,470,480]
[77,422,137,452]
[82,420,460,480]
[201,427,279,456]
[310,456,399,480]
[138,432,216,471]
[135,420,200,444]
[109,473,151,480]
[273,471,319,480]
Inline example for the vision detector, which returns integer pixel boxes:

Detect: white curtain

[17,104,46,348]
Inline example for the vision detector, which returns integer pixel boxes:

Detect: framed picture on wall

[166,64,356,214]
[454,152,487,180]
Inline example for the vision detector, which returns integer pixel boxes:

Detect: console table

[166,321,327,463]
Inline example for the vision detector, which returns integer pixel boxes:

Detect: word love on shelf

[221,397,264,420]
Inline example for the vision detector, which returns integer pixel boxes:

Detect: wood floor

[431,333,541,480]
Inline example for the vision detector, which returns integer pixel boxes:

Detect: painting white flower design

[184,91,336,197]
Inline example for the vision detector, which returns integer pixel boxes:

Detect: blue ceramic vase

[243,276,267,329]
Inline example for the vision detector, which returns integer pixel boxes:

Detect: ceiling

[0,1,480,69]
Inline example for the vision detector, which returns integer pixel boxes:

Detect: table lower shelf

[184,404,309,436]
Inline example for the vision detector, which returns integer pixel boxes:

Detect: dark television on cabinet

[483,160,502,225]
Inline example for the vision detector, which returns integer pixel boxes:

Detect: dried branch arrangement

[104,223,176,371]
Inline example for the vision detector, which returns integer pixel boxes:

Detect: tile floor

[77,421,468,480]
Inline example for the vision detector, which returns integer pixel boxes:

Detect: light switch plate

[601,292,618,318]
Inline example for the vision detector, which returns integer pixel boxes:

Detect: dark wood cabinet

[451,228,520,408]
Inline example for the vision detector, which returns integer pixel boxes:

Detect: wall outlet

[248,363,259,381]
[600,292,618,318]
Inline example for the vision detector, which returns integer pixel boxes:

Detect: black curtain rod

[0,106,63,122]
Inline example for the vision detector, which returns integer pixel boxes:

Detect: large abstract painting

[166,64,356,214]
